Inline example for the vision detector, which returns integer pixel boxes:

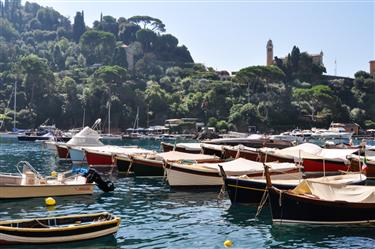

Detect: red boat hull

[261,152,351,172]
[302,158,350,172]
[85,150,113,166]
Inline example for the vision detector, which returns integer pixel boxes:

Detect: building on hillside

[266,39,324,66]
[330,122,360,134]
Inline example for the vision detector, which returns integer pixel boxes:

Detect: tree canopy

[0,1,373,132]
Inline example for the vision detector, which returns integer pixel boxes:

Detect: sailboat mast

[108,101,111,134]
[13,80,16,130]
[82,108,86,128]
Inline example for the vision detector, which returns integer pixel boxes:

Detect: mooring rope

[255,189,269,218]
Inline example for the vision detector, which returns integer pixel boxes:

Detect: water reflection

[270,224,375,248]
[4,235,119,249]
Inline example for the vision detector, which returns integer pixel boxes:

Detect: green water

[1,139,375,249]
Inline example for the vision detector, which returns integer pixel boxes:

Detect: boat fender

[45,197,56,206]
[84,168,115,192]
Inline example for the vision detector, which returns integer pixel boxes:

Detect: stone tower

[370,60,375,78]
[266,39,273,66]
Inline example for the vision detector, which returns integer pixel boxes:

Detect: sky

[29,0,374,77]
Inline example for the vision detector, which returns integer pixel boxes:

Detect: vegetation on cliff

[0,1,374,132]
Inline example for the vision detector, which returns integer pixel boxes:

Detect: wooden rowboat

[0,212,121,244]
[264,163,375,224]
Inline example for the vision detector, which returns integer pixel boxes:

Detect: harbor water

[1,139,375,249]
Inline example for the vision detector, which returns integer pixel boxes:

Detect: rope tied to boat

[126,159,133,176]
[162,159,168,182]
[255,189,269,218]
[217,184,226,200]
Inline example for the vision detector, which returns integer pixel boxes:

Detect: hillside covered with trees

[1,1,374,132]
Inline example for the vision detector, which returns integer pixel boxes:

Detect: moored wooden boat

[0,212,120,245]
[223,171,367,204]
[84,146,151,168]
[260,143,359,172]
[222,145,260,161]
[205,135,293,149]
[264,164,375,224]
[201,143,225,158]
[174,143,202,154]
[161,142,174,152]
[130,151,221,177]
[166,158,298,187]
[160,142,203,154]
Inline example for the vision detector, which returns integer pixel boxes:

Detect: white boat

[166,158,298,187]
[269,133,305,144]
[67,127,105,164]
[0,161,94,199]
[310,127,353,140]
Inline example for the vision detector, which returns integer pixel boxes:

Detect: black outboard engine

[84,168,115,192]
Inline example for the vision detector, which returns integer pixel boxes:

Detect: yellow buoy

[51,171,57,177]
[45,197,56,206]
[224,240,233,247]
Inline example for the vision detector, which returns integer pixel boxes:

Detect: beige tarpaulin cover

[156,151,219,161]
[292,178,375,203]
[84,145,153,156]
[201,143,225,151]
[67,127,104,146]
[224,145,258,152]
[175,143,202,151]
[199,158,297,175]
[261,143,358,163]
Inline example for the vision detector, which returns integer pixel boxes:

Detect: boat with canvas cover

[0,161,114,199]
[160,142,203,154]
[222,169,366,204]
[161,141,174,152]
[84,146,154,168]
[205,134,293,149]
[264,164,375,224]
[166,158,298,187]
[260,143,359,172]
[201,143,225,158]
[129,151,221,176]
[222,145,260,161]
[173,143,202,154]
[0,212,120,245]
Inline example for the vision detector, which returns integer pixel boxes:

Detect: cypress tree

[72,11,86,42]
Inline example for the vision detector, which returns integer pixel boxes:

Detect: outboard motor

[84,168,115,192]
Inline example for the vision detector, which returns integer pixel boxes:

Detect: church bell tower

[266,39,273,66]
